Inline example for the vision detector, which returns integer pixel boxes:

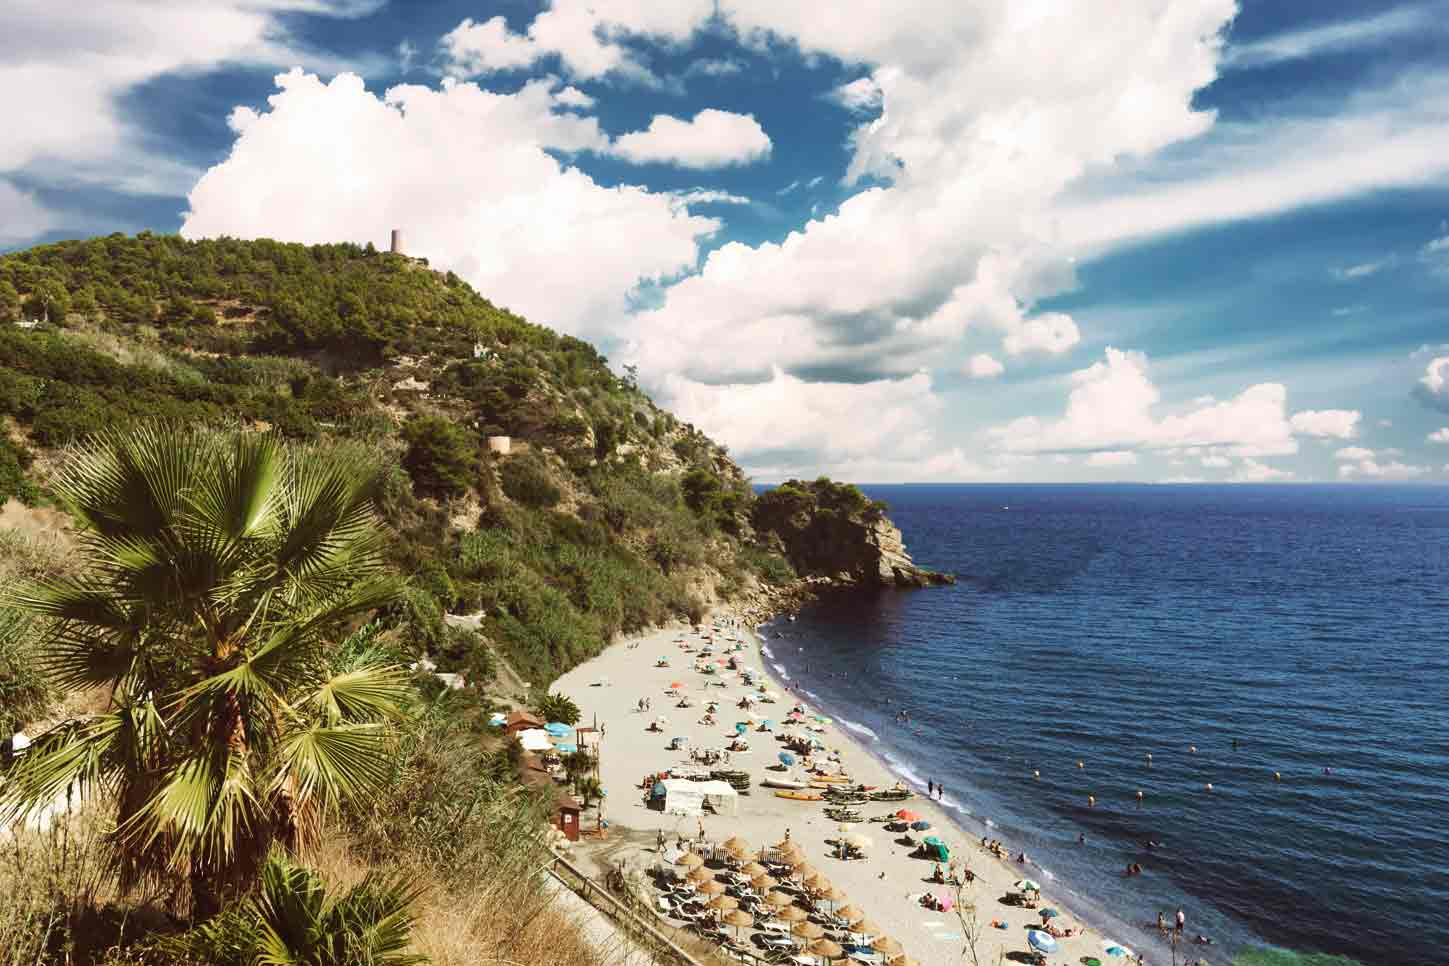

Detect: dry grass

[0,804,152,966]
[305,835,602,966]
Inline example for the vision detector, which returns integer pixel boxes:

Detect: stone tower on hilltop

[390,228,403,255]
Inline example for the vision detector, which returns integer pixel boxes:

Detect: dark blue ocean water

[758,484,1449,966]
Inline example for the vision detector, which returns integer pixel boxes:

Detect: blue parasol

[544,722,572,737]
[1027,931,1058,954]
[779,752,796,766]
[910,820,931,831]
[554,742,578,753]
[735,722,749,734]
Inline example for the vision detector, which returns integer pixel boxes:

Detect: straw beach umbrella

[836,904,865,923]
[751,874,779,891]
[764,891,795,909]
[741,862,769,878]
[854,919,883,938]
[872,936,905,957]
[722,836,749,853]
[698,880,726,896]
[792,921,825,941]
[687,866,713,884]
[819,886,848,908]
[676,852,704,869]
[708,895,740,913]
[778,906,809,923]
[722,909,754,940]
[888,957,920,966]
[807,939,844,965]
[804,873,830,891]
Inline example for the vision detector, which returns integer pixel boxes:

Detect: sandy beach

[553,611,1148,966]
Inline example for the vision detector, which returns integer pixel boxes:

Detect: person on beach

[1175,907,1186,933]
[1157,911,1166,933]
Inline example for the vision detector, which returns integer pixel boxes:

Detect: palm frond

[0,715,123,822]
[333,870,428,965]
[272,724,392,808]
[182,432,285,573]
[305,665,414,726]
[274,455,382,578]
[242,578,405,690]
[252,853,326,966]
[52,423,209,543]
[123,754,223,860]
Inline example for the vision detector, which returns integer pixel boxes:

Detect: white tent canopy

[660,778,739,817]
[517,728,553,752]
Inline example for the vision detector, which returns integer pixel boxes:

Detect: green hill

[0,232,795,688]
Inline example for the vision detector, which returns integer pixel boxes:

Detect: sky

[4,0,1449,484]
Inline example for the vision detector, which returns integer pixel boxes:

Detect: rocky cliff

[752,478,954,590]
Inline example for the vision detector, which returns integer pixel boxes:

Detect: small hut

[504,710,545,736]
[555,795,582,841]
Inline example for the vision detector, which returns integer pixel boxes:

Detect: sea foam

[882,752,927,790]
[841,719,880,741]
[771,663,791,681]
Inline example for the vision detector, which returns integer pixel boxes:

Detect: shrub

[0,436,38,506]
[499,453,561,508]
[401,414,478,497]
[531,690,581,725]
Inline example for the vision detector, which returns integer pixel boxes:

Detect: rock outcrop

[752,478,955,590]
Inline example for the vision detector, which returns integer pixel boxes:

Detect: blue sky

[4,0,1449,483]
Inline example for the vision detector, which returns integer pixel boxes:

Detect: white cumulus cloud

[182,70,717,339]
[611,109,772,168]
[1334,446,1375,461]
[1288,409,1361,439]
[829,76,883,114]
[1416,356,1449,413]
[1428,428,1449,444]
[440,16,541,74]
[1339,458,1427,480]
[1002,313,1081,357]
[0,0,382,211]
[1232,458,1293,482]
[965,353,1004,379]
[989,348,1303,458]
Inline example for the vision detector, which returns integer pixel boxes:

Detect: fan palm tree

[0,425,411,915]
[573,775,602,810]
[168,851,427,966]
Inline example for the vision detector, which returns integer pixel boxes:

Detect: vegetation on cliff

[754,477,952,587]
[0,232,786,688]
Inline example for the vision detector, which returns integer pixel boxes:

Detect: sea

[757,484,1449,966]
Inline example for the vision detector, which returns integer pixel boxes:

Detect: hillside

[0,233,936,690]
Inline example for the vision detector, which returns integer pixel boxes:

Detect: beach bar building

[651,778,740,817]
[504,710,545,736]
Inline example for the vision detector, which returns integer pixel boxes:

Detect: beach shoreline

[553,601,1182,966]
